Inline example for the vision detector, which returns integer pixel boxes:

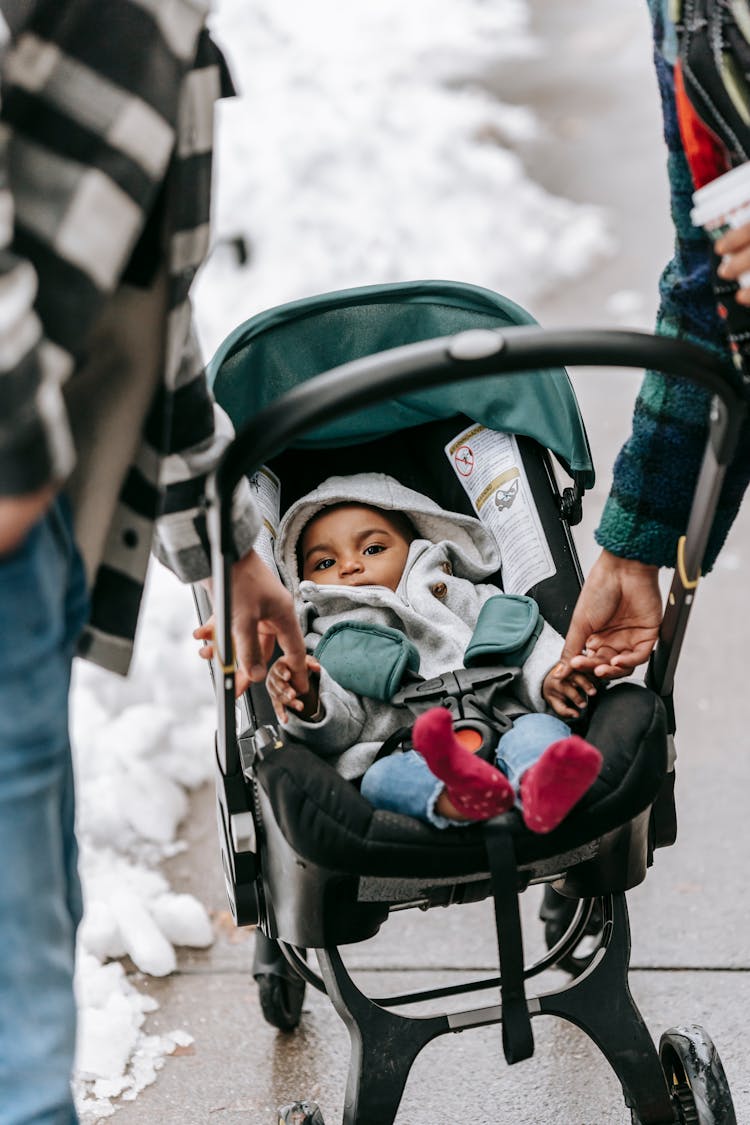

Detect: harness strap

[484,822,534,1065]
[369,726,413,766]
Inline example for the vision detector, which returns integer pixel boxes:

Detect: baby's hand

[543,662,597,720]
[716,222,750,304]
[267,653,321,724]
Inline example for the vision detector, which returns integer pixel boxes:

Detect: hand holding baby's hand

[267,653,321,724]
[543,662,597,720]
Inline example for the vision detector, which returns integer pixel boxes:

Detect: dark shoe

[277,1102,326,1125]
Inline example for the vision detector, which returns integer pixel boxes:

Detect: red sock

[412,707,514,820]
[519,735,602,834]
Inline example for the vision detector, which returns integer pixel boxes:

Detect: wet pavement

[106,2,750,1122]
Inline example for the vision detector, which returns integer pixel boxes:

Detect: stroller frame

[203,313,743,1124]
[314,893,666,1124]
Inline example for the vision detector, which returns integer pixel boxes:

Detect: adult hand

[560,549,662,680]
[716,223,750,304]
[194,549,308,698]
[0,485,57,556]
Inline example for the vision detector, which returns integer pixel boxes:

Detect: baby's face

[300,505,411,591]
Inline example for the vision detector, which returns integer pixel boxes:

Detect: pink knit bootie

[412,706,514,820]
[519,735,602,834]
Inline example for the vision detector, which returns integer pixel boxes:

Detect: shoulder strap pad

[315,621,421,702]
[464,594,542,668]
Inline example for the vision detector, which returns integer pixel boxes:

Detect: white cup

[691,163,750,287]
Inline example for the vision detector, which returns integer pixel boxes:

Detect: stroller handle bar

[210,326,740,517]
[204,326,745,738]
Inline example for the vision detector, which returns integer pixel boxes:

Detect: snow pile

[74,952,195,1121]
[71,564,214,1118]
[195,0,613,354]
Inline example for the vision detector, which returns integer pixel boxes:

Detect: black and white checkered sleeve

[0,1,76,497]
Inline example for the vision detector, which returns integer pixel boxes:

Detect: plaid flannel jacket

[0,0,259,673]
[596,0,750,571]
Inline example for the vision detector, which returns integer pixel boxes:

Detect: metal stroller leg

[537,893,677,1124]
[316,946,448,1125]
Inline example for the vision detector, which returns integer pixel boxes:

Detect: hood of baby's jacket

[275,472,501,602]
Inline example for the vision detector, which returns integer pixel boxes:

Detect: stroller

[196,280,742,1124]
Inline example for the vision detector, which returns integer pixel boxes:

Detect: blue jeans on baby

[360,712,571,828]
[0,497,89,1124]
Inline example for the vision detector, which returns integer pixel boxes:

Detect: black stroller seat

[198,281,742,1124]
[254,678,665,891]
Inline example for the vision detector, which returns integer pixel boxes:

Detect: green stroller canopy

[208,280,595,488]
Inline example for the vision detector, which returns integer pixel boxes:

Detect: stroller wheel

[655,1025,736,1125]
[257,971,307,1032]
[539,885,603,977]
[254,931,307,1031]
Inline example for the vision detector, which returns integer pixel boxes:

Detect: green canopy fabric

[208,280,595,487]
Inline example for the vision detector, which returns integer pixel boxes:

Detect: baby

[267,473,601,833]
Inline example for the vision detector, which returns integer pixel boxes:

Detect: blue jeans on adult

[0,497,89,1125]
[360,712,571,828]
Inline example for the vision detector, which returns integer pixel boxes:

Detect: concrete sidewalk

[105,2,750,1121]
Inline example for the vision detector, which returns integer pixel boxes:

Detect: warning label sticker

[247,466,281,575]
[444,424,555,594]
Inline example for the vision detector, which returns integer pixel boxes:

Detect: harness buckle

[392,665,517,731]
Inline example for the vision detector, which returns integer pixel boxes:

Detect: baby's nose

[340,556,362,574]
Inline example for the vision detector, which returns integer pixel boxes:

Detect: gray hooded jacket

[276,473,564,779]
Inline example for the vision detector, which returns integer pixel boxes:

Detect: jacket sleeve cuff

[517,620,563,713]
[595,496,680,568]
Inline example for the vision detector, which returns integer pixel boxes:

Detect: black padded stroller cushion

[255,682,667,879]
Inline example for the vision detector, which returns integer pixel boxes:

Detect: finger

[271,697,288,724]
[609,643,656,671]
[560,623,592,666]
[235,619,267,683]
[232,675,252,698]
[715,222,750,254]
[268,668,300,705]
[568,653,601,675]
[265,673,283,696]
[560,682,588,709]
[571,672,597,696]
[266,673,292,701]
[549,695,582,720]
[718,249,750,282]
[258,627,277,668]
[720,252,750,280]
[584,637,654,668]
[593,661,632,680]
[274,619,309,694]
[267,663,290,687]
[193,622,214,641]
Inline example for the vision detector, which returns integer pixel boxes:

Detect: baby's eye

[313,557,335,571]
[363,544,385,556]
